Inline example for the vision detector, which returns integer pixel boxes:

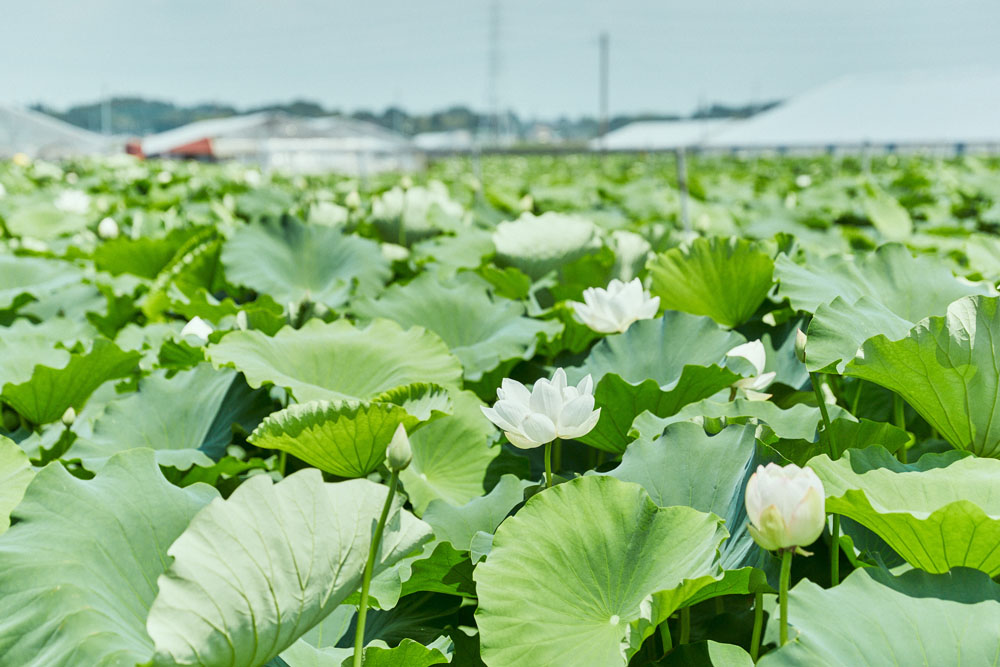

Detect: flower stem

[893,393,907,463]
[679,607,691,645]
[353,470,400,667]
[810,372,836,459]
[660,620,673,653]
[778,549,793,646]
[830,514,840,586]
[544,441,553,489]
[750,590,763,661]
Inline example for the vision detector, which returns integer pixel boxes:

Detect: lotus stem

[893,393,907,463]
[679,606,691,645]
[553,439,562,475]
[778,549,793,646]
[660,620,673,653]
[750,590,763,661]
[830,515,840,586]
[809,372,836,459]
[353,469,400,667]
[544,441,553,489]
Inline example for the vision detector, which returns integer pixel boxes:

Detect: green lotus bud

[795,329,808,363]
[386,423,412,471]
[61,406,76,427]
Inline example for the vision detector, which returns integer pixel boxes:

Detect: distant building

[138,112,423,174]
[413,129,475,153]
[590,119,730,151]
[0,106,109,159]
[708,67,1000,152]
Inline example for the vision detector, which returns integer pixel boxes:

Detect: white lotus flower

[54,190,91,214]
[727,340,776,392]
[345,190,362,209]
[745,462,825,553]
[570,278,660,334]
[0,182,7,198]
[795,174,813,188]
[180,316,214,343]
[481,368,600,449]
[97,217,119,239]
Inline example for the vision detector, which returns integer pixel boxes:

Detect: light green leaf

[147,472,433,666]
[759,568,1000,666]
[630,399,828,442]
[207,318,462,402]
[0,448,217,666]
[846,295,1000,457]
[0,435,32,534]
[0,255,84,309]
[2,338,140,424]
[475,476,727,667]
[399,390,508,514]
[647,237,774,327]
[810,446,1000,575]
[249,399,426,478]
[222,218,390,308]
[659,641,754,667]
[354,274,560,382]
[70,364,271,470]
[422,474,531,552]
[862,186,912,240]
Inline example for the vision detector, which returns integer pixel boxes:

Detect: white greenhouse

[0,106,109,159]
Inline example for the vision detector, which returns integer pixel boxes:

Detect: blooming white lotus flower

[745,462,826,553]
[97,217,119,239]
[180,316,214,343]
[481,368,600,449]
[570,278,660,334]
[727,340,776,392]
[795,174,813,188]
[54,190,91,214]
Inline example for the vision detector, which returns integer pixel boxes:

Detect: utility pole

[598,32,609,150]
[487,0,501,145]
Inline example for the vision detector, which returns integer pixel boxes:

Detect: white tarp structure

[709,67,1000,151]
[0,106,109,159]
[590,119,730,151]
[141,112,423,174]
[413,129,475,152]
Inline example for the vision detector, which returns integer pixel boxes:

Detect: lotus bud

[345,190,362,209]
[61,406,76,427]
[400,175,414,190]
[97,217,120,239]
[386,423,412,471]
[795,329,808,363]
[235,310,249,331]
[180,316,213,343]
[745,462,826,554]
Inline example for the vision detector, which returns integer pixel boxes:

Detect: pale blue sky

[4,0,999,116]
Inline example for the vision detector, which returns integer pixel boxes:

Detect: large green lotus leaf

[567,313,745,453]
[422,474,532,552]
[569,312,745,387]
[603,423,765,571]
[206,318,463,402]
[804,295,914,372]
[147,472,433,666]
[0,435,32,534]
[4,201,87,240]
[775,242,993,318]
[249,399,425,478]
[0,332,70,388]
[659,641,754,667]
[846,295,1000,457]
[767,416,910,467]
[646,237,774,328]
[0,448,217,666]
[862,186,912,240]
[492,212,598,279]
[70,364,272,470]
[0,255,84,309]
[92,226,203,279]
[475,476,727,667]
[2,338,141,424]
[809,446,1000,575]
[630,399,830,442]
[343,639,450,667]
[759,568,1000,666]
[354,274,560,382]
[222,217,390,308]
[400,390,508,514]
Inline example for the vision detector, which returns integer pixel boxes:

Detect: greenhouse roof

[708,67,1000,149]
[591,119,730,150]
[0,106,108,158]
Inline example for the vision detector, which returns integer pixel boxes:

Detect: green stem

[660,620,673,653]
[353,470,400,667]
[278,450,287,477]
[544,441,553,489]
[850,380,864,415]
[750,590,763,662]
[830,514,840,586]
[715,596,725,615]
[679,607,691,645]
[893,393,907,463]
[779,549,794,646]
[553,439,562,475]
[810,372,836,458]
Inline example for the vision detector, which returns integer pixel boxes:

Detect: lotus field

[4,153,1000,666]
